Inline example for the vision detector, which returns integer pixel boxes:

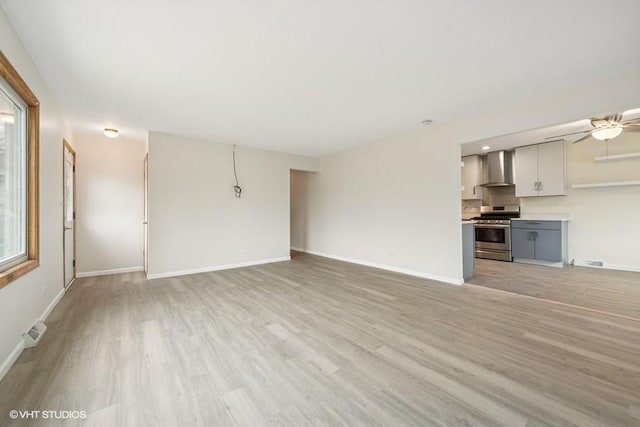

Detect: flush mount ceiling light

[421,119,433,126]
[103,128,119,138]
[0,112,15,124]
[591,124,623,141]
[481,145,491,150]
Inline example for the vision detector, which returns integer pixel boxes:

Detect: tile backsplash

[462,199,481,219]
[484,186,519,206]
[461,186,519,219]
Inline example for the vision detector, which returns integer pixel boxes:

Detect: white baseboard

[0,286,66,383]
[146,257,291,280]
[41,288,65,322]
[514,258,565,268]
[572,259,640,273]
[0,341,24,383]
[77,266,144,278]
[290,247,305,252]
[304,249,463,286]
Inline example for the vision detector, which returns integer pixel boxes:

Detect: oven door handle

[473,224,510,229]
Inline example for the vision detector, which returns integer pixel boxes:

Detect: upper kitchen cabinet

[515,140,566,197]
[461,155,483,200]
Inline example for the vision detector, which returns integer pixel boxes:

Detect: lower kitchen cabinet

[511,220,567,264]
[462,222,475,280]
[511,228,535,259]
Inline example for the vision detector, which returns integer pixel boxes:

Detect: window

[0,51,39,288]
[0,77,27,268]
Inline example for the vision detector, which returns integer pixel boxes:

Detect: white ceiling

[462,108,640,156]
[2,1,640,157]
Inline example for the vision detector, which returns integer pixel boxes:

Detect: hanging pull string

[232,144,242,198]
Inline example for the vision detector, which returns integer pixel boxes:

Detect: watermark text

[9,410,87,420]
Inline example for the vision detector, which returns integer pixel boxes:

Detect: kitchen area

[461,141,569,277]
[459,109,640,319]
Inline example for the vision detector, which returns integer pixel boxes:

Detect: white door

[514,144,539,197]
[63,141,76,288]
[537,140,566,196]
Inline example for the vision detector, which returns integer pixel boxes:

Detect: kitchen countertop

[461,220,476,225]
[513,214,570,221]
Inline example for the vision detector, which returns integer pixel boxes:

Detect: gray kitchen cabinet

[511,228,535,259]
[535,229,562,262]
[515,141,566,197]
[461,155,483,200]
[462,222,475,280]
[511,220,567,264]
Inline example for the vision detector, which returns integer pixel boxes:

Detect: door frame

[63,139,76,288]
[143,153,148,275]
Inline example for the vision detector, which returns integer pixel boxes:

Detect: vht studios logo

[9,410,87,420]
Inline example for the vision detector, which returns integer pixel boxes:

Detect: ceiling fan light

[592,126,622,141]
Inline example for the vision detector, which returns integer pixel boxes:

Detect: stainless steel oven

[473,205,519,262]
[475,222,512,261]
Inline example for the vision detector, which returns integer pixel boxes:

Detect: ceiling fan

[545,113,640,144]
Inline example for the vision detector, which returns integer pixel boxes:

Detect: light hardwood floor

[1,252,639,426]
[469,258,640,320]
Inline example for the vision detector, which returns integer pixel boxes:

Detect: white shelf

[594,152,640,162]
[571,180,640,189]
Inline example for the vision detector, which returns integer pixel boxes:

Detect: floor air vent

[574,259,605,269]
[23,321,47,348]
[586,260,604,267]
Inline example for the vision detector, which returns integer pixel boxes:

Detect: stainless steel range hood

[481,151,514,187]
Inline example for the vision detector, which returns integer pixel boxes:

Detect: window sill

[0,259,40,289]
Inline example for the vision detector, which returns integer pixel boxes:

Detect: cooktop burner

[471,205,521,222]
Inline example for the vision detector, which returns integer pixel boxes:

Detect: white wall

[74,132,146,275]
[0,9,73,378]
[147,132,318,278]
[290,170,314,251]
[300,67,640,285]
[304,129,464,284]
[521,132,640,270]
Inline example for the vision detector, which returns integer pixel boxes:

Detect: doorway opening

[290,169,314,259]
